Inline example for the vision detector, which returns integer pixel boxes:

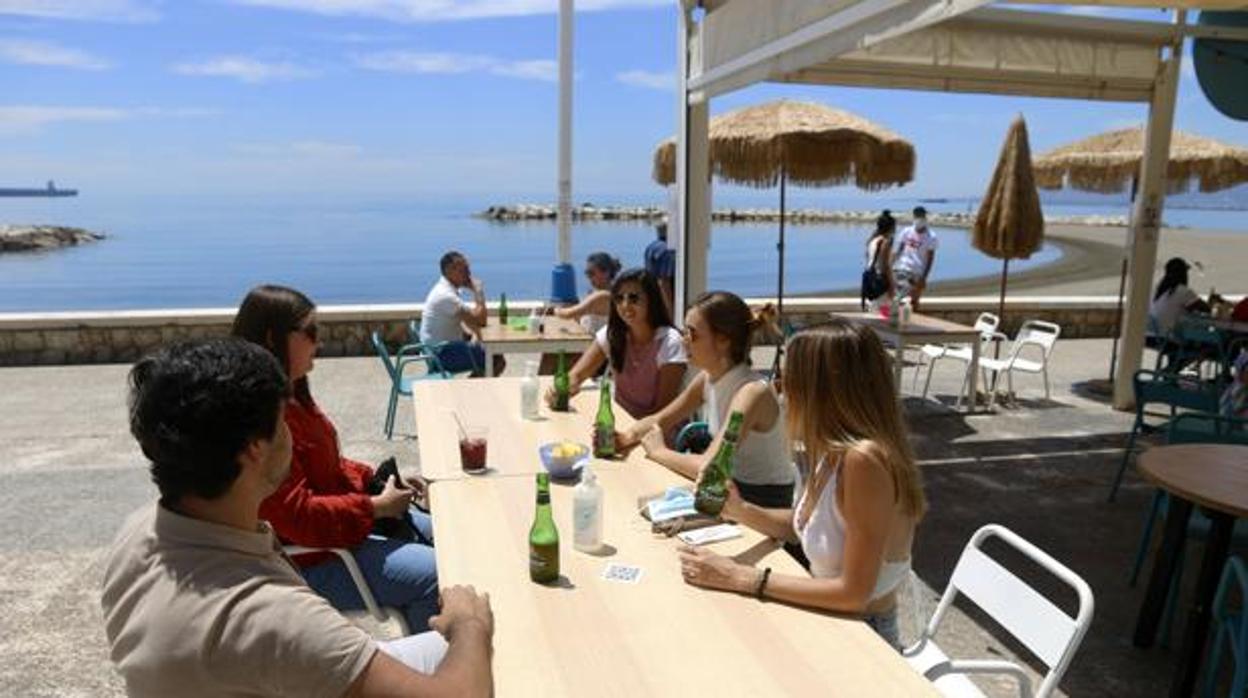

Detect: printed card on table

[602,563,643,584]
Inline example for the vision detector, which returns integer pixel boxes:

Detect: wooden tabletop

[475,315,591,345]
[830,311,980,339]
[1139,444,1248,518]
[424,378,937,696]
[414,377,616,481]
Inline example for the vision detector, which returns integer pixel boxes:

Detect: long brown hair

[783,320,925,518]
[231,284,316,406]
[606,268,673,373]
[691,290,763,366]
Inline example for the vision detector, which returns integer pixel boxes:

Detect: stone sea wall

[0,225,104,252]
[0,298,1124,366]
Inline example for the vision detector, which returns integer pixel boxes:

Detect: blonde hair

[783,320,926,518]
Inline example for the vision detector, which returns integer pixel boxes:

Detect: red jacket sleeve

[260,451,375,549]
[342,458,374,492]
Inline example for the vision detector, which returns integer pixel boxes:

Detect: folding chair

[915,312,999,407]
[976,321,1061,408]
[904,524,1094,698]
[284,545,411,635]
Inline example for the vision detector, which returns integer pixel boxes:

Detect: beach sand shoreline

[802,223,1244,298]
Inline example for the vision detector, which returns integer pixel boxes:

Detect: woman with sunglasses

[545,268,686,419]
[616,291,795,508]
[553,252,621,335]
[232,285,439,633]
[676,320,925,649]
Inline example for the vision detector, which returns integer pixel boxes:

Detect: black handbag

[367,458,432,545]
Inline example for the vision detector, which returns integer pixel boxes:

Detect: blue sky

[0,0,1244,204]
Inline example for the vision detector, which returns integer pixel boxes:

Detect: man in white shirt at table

[420,250,504,377]
[102,339,494,698]
[892,206,939,311]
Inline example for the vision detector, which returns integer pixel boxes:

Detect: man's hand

[430,585,494,641]
[371,477,414,519]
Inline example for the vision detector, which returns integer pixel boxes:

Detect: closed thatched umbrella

[973,116,1044,354]
[1034,127,1248,382]
[652,100,915,322]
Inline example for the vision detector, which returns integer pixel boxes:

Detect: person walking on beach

[861,210,896,310]
[892,206,938,310]
[419,251,504,376]
[644,221,677,319]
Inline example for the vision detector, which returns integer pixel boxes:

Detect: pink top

[595,326,686,418]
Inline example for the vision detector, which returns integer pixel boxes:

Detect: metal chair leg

[1109,413,1145,502]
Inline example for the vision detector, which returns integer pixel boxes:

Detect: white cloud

[231,0,667,22]
[0,0,158,22]
[616,69,672,90]
[0,104,217,135]
[353,50,558,81]
[234,140,364,158]
[172,56,318,84]
[0,39,111,70]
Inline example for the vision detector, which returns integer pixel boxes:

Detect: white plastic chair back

[285,545,411,635]
[973,313,1000,340]
[1014,320,1060,361]
[910,524,1093,698]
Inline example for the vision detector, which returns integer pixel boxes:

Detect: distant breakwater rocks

[0,225,104,253]
[478,204,1128,228]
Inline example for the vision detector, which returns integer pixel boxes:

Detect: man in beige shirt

[102,339,493,697]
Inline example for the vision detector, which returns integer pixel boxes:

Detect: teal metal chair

[674,421,711,454]
[1164,317,1228,380]
[1129,413,1248,647]
[1204,556,1248,697]
[1108,369,1221,501]
[370,330,449,439]
[407,320,476,378]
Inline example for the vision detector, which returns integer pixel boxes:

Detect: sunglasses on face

[614,292,643,306]
[297,322,319,342]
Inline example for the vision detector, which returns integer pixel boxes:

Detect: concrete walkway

[0,339,1204,696]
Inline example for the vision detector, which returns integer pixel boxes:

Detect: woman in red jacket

[233,285,438,632]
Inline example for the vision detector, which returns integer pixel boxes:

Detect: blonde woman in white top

[676,319,926,649]
[619,291,795,508]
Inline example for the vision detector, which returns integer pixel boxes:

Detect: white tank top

[794,456,911,601]
[703,364,794,486]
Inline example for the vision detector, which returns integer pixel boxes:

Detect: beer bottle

[499,293,509,325]
[553,350,570,412]
[593,375,616,458]
[694,411,745,516]
[529,472,560,584]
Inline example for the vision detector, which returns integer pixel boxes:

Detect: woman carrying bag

[861,210,896,310]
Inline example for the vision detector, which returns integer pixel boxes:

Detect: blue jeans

[433,341,484,375]
[301,509,439,633]
[865,609,902,651]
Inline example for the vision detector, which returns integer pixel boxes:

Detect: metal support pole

[1112,10,1186,410]
[675,3,710,320]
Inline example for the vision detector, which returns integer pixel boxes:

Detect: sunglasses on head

[614,292,643,305]
[297,322,319,342]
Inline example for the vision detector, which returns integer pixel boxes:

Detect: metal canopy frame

[673,0,1237,408]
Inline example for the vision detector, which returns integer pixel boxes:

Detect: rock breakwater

[0,225,103,253]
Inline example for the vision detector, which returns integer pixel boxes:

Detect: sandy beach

[810,223,1244,297]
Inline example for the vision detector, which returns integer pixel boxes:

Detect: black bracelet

[755,567,772,599]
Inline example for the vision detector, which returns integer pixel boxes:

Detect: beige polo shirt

[101,503,377,698]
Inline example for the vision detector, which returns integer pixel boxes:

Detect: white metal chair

[975,320,1061,408]
[914,312,1000,407]
[285,545,411,635]
[903,524,1094,698]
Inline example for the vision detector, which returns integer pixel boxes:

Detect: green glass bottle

[499,293,509,325]
[593,376,616,458]
[553,350,570,412]
[694,411,745,516]
[529,472,560,584]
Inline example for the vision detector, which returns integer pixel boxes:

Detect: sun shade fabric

[1034,127,1248,193]
[652,100,914,189]
[973,116,1044,261]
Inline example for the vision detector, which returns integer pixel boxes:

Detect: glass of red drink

[459,425,488,472]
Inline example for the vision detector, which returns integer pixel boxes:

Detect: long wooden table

[476,316,592,377]
[419,378,938,696]
[831,311,982,412]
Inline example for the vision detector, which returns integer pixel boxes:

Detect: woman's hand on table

[371,477,414,519]
[543,381,581,408]
[613,428,640,454]
[403,474,431,511]
[639,425,666,457]
[678,545,756,593]
[719,480,746,522]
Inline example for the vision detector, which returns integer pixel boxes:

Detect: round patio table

[1133,443,1248,697]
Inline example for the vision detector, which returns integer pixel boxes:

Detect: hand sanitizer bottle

[521,360,540,420]
[573,465,603,553]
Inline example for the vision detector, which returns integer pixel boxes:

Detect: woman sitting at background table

[676,319,926,649]
[553,251,621,335]
[232,284,439,633]
[616,291,795,508]
[544,268,686,419]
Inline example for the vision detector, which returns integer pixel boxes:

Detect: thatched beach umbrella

[973,116,1044,353]
[1034,127,1248,382]
[652,100,915,320]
